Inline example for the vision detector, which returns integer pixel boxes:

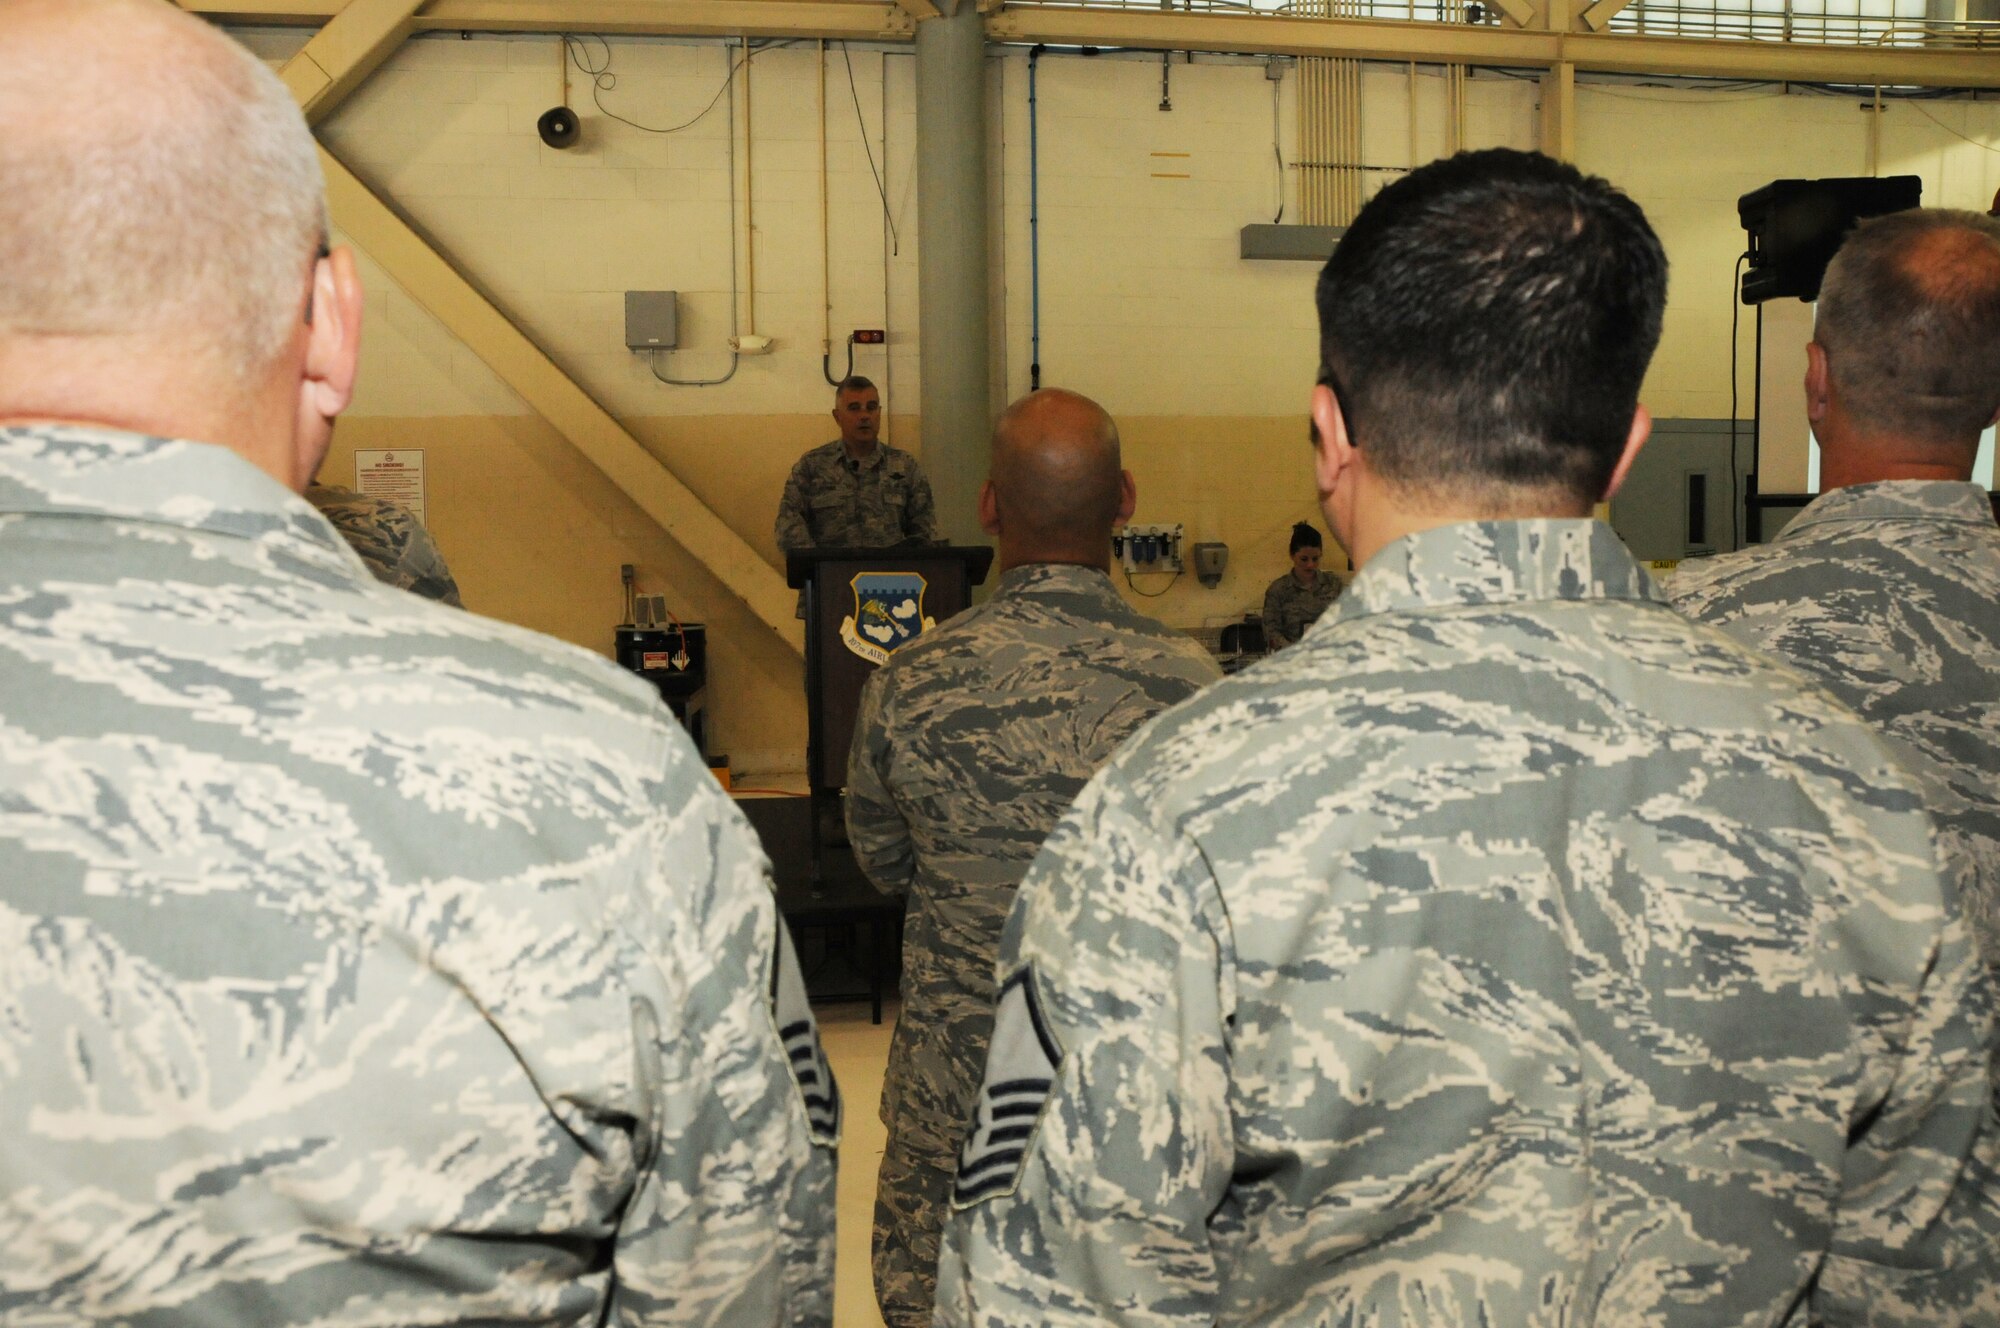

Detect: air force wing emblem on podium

[953,966,1062,1208]
[840,571,935,665]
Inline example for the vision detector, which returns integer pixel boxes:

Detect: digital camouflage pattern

[1258,569,1341,649]
[937,519,2000,1328]
[773,439,938,553]
[306,480,463,607]
[846,562,1220,1328]
[0,424,837,1327]
[1669,479,2000,972]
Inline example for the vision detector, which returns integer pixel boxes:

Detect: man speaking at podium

[775,376,939,557]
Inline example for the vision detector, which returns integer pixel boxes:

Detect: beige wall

[315,35,921,425]
[247,24,2000,772]
[987,54,1540,624]
[1579,83,2000,424]
[290,33,918,772]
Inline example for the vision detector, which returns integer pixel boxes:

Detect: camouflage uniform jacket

[847,563,1220,1154]
[1668,479,2000,972]
[0,424,839,1327]
[773,439,938,553]
[937,520,1999,1328]
[1259,569,1341,648]
[306,480,463,606]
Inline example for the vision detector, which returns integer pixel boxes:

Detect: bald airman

[847,387,1220,1328]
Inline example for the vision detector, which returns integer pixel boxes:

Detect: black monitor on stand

[1736,176,1924,542]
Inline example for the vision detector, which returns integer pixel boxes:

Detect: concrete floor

[822,999,895,1328]
[736,773,898,1327]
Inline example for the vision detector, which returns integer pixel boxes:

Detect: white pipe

[820,40,832,358]
[743,36,757,336]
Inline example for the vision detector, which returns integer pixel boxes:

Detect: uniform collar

[0,422,368,584]
[992,561,1124,608]
[1780,479,1996,538]
[833,439,887,472]
[1328,518,1662,628]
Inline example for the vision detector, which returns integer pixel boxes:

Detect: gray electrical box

[625,290,679,350]
[1240,224,1345,262]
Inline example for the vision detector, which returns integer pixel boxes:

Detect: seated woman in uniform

[1261,521,1342,650]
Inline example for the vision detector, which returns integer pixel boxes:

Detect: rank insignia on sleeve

[952,966,1062,1208]
[771,924,841,1147]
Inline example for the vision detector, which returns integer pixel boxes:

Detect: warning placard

[355,449,427,525]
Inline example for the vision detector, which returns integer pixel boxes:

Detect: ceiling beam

[184,0,914,40]
[987,6,1558,63]
[984,4,2000,88]
[177,0,338,20]
[319,148,806,655]
[280,0,427,124]
[187,0,2000,85]
[414,0,913,39]
[1558,28,1993,83]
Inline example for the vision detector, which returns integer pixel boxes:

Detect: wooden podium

[786,544,994,796]
[773,545,992,1001]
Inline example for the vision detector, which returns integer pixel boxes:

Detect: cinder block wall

[232,26,2000,772]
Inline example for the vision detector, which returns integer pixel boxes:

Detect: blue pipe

[1028,44,1044,393]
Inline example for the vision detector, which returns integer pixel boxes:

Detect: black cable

[1751,301,1764,542]
[1794,80,1959,100]
[842,43,902,255]
[1124,567,1181,597]
[564,35,796,136]
[1484,65,1772,93]
[822,339,855,387]
[1272,76,1285,224]
[1729,249,1749,551]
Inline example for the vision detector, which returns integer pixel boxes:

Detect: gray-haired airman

[0,3,836,1321]
[1672,208,2000,974]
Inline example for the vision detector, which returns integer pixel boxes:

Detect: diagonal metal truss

[279,0,426,122]
[236,0,811,652]
[319,148,806,648]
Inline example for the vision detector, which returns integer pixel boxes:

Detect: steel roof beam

[985,4,2000,88]
[183,0,914,40]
